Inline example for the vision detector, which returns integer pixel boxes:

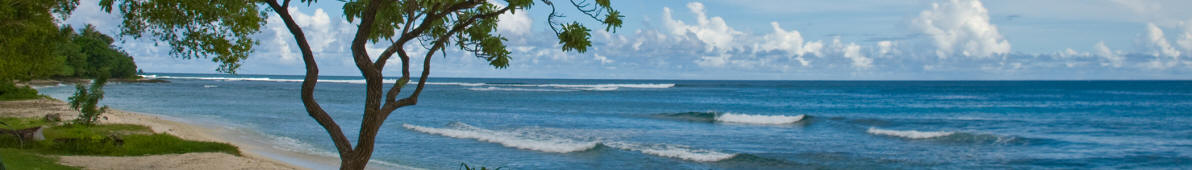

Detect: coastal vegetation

[67,75,108,126]
[0,0,139,101]
[0,117,240,169]
[97,0,622,169]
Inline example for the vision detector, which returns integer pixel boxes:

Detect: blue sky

[65,0,1192,80]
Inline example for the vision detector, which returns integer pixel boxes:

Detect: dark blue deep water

[38,73,1192,169]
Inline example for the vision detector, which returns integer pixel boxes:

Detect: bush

[0,81,40,101]
[68,75,107,126]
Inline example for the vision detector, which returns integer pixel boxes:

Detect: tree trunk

[340,153,369,170]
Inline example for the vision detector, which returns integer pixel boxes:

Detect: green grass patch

[0,148,79,170]
[1,117,240,157]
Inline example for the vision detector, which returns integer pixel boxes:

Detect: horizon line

[142,72,1192,81]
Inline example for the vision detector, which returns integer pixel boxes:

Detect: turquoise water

[38,73,1192,169]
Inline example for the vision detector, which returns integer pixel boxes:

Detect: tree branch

[379,6,512,114]
[264,0,352,155]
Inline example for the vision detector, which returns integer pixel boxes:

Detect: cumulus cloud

[1094,41,1125,68]
[912,0,1011,59]
[828,38,873,69]
[755,22,824,66]
[875,41,897,58]
[842,43,873,69]
[264,8,351,63]
[663,2,744,52]
[593,53,614,64]
[1143,23,1183,69]
[1144,23,1181,58]
[497,6,532,36]
[1178,20,1192,56]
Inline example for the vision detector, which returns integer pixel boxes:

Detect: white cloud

[593,53,614,64]
[662,2,744,52]
[1057,48,1089,58]
[268,21,298,63]
[830,38,872,69]
[1145,23,1181,58]
[1142,23,1183,69]
[497,7,532,36]
[912,0,1010,59]
[842,43,873,69]
[755,22,824,66]
[1094,41,1125,68]
[876,41,896,57]
[1178,20,1192,56]
[264,8,348,63]
[696,53,730,67]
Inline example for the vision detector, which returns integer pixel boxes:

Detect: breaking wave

[403,122,738,162]
[402,123,598,153]
[716,113,806,125]
[866,127,1050,145]
[467,87,576,92]
[652,112,806,125]
[867,127,955,139]
[603,142,738,162]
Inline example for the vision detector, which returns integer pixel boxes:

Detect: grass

[0,148,79,170]
[0,117,241,169]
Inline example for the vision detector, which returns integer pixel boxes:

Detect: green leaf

[557,22,591,53]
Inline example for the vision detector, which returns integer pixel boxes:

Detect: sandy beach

[0,98,326,170]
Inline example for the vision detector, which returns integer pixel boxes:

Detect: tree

[68,74,109,126]
[0,0,77,81]
[98,0,622,169]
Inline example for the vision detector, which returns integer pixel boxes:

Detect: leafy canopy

[99,0,623,72]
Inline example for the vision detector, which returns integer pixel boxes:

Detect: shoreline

[0,98,336,169]
[21,82,416,170]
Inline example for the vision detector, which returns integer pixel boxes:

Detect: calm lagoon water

[38,73,1192,169]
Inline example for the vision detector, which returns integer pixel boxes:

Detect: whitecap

[604,142,737,162]
[867,127,955,139]
[402,123,598,153]
[405,123,739,162]
[422,82,487,86]
[467,87,575,92]
[528,83,675,89]
[203,85,218,88]
[714,113,805,125]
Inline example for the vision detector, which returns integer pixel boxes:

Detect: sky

[63,0,1192,80]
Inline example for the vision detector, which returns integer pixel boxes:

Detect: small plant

[68,75,108,126]
[459,163,501,170]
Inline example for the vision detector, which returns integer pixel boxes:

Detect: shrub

[0,81,40,101]
[68,75,107,126]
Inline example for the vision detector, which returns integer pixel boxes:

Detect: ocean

[36,73,1192,169]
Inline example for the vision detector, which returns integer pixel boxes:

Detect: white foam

[524,83,675,89]
[605,142,737,162]
[467,87,575,92]
[203,85,218,88]
[867,127,955,139]
[423,82,486,86]
[714,113,805,125]
[403,123,598,153]
[266,135,340,158]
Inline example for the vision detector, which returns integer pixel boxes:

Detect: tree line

[1,0,138,81]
